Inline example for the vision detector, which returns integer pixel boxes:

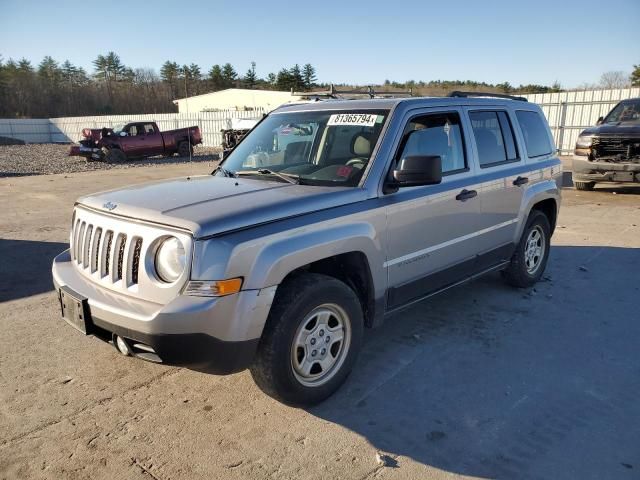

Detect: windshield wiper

[236,169,300,185]
[214,165,236,178]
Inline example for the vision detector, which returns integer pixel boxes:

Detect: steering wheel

[345,158,366,168]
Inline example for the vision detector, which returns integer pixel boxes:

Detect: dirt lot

[1,163,639,480]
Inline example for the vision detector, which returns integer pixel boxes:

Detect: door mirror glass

[393,155,442,186]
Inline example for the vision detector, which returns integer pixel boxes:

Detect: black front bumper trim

[91,317,259,375]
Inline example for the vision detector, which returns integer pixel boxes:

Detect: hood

[581,123,640,137]
[77,175,367,238]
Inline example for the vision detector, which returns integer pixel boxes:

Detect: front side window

[470,111,519,167]
[515,110,553,158]
[218,110,388,186]
[397,112,466,174]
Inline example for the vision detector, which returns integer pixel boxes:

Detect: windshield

[604,100,640,124]
[112,123,126,134]
[216,109,389,186]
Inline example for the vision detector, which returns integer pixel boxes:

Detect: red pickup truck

[69,121,202,161]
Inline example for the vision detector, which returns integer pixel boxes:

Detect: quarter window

[515,110,553,158]
[398,112,466,174]
[469,111,519,167]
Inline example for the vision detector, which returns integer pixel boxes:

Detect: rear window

[469,111,519,167]
[515,110,553,158]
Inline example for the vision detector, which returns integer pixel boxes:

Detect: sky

[1,0,638,88]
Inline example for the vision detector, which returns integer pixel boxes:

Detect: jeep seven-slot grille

[71,220,141,286]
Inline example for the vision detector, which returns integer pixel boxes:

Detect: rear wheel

[250,273,363,406]
[503,210,551,288]
[574,181,595,191]
[177,141,193,157]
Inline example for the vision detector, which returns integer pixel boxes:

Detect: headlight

[155,237,186,283]
[575,134,594,149]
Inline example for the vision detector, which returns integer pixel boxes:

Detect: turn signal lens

[185,278,243,297]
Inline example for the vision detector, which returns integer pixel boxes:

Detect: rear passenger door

[465,108,525,268]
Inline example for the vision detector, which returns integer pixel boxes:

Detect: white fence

[0,109,265,147]
[520,87,640,154]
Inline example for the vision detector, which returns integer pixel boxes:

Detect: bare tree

[599,71,631,89]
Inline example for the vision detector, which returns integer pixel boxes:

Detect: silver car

[52,94,562,405]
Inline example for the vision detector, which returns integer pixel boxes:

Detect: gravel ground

[0,144,221,178]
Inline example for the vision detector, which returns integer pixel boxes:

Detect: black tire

[105,148,126,163]
[503,210,551,288]
[177,141,193,157]
[574,181,595,191]
[250,273,364,406]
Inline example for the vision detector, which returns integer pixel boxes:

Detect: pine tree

[289,64,303,91]
[302,63,317,90]
[244,61,257,89]
[631,64,640,87]
[221,63,237,88]
[208,64,224,91]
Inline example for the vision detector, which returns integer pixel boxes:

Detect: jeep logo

[103,201,117,211]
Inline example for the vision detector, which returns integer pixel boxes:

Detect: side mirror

[119,131,128,137]
[596,116,604,125]
[392,155,442,187]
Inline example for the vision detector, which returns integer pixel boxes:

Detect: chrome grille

[70,220,140,286]
[68,206,192,302]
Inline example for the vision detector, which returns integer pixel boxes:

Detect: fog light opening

[114,335,132,356]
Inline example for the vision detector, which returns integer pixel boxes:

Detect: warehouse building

[173,88,302,113]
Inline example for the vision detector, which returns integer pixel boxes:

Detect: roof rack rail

[448,91,528,102]
[293,84,413,99]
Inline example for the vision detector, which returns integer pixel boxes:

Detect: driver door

[385,109,482,309]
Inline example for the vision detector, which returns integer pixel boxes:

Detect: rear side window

[469,111,519,167]
[398,112,466,174]
[515,110,553,158]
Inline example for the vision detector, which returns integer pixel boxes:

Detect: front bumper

[52,249,276,374]
[69,145,103,160]
[572,156,640,183]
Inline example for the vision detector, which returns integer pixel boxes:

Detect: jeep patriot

[52,93,562,405]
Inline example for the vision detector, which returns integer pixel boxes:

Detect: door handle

[456,189,478,201]
[513,176,529,186]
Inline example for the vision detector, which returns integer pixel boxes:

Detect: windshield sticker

[328,113,378,127]
[336,165,354,178]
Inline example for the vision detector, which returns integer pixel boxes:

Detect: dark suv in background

[572,98,640,190]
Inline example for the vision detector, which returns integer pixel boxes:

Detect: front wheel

[503,210,551,288]
[250,273,363,406]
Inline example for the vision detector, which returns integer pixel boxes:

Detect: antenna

[183,66,193,163]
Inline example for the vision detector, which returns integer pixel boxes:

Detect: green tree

[302,63,317,90]
[221,63,237,88]
[160,61,180,98]
[244,61,257,89]
[276,68,293,90]
[208,64,224,91]
[631,64,640,87]
[38,56,61,84]
[496,82,513,93]
[289,64,304,91]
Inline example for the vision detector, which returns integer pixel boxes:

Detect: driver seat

[349,133,371,168]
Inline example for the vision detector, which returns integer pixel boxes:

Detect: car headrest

[352,134,371,157]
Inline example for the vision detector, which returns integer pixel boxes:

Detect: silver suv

[52,93,562,405]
